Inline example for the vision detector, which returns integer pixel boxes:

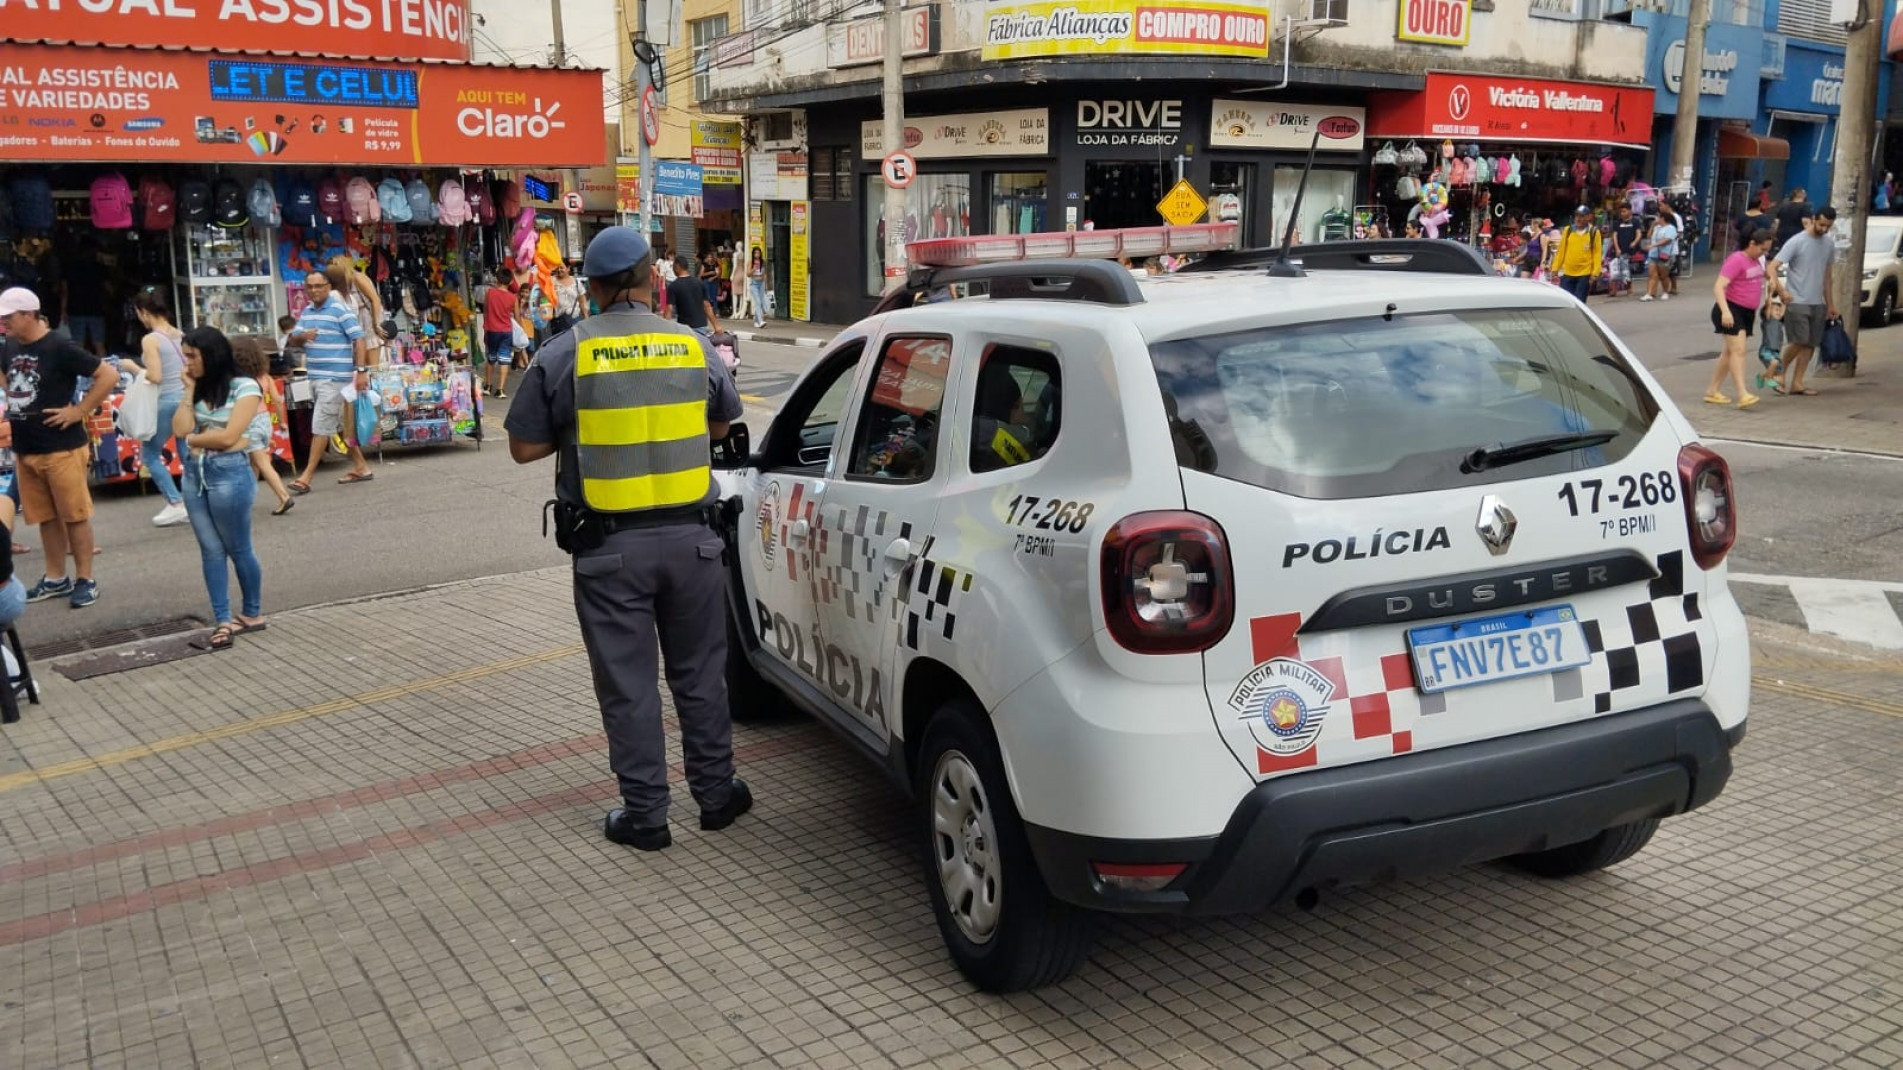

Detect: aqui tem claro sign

[1663,39,1740,97]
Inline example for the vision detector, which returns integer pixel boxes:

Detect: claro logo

[457,96,567,139]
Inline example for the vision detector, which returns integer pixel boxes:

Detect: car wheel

[917,698,1095,992]
[1879,285,1897,326]
[725,606,792,724]
[1508,818,1660,878]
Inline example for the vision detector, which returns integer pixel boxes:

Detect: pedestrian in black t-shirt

[1773,189,1812,249]
[665,256,720,335]
[0,286,118,608]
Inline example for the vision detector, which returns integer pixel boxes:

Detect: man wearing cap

[505,226,751,852]
[1768,205,1838,396]
[1549,206,1604,304]
[0,287,118,608]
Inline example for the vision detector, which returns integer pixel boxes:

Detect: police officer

[505,228,749,851]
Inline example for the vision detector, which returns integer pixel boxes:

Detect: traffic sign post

[563,191,584,214]
[1156,179,1209,226]
[882,151,917,189]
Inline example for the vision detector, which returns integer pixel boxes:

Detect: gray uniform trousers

[572,521,736,822]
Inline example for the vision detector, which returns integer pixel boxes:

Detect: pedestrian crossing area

[1731,573,1903,649]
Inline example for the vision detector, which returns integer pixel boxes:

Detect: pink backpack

[345,176,380,224]
[437,179,471,226]
[90,173,134,229]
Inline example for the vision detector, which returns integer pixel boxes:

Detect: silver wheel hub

[931,749,1002,945]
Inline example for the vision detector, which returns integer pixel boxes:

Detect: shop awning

[1717,128,1790,160]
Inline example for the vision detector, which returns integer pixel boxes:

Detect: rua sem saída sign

[0,43,604,166]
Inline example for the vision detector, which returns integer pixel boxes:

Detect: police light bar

[907,223,1240,268]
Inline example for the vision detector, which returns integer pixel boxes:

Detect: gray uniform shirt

[1775,230,1834,305]
[504,301,743,516]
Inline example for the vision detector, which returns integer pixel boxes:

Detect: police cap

[582,227,652,277]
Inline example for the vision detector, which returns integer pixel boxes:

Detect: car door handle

[789,518,809,546]
[883,538,911,575]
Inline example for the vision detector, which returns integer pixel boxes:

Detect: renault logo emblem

[1476,495,1516,555]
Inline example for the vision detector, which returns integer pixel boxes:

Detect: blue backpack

[8,176,54,230]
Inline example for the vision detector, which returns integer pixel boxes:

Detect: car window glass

[848,335,953,483]
[1148,307,1658,499]
[969,345,1061,473]
[765,341,863,470]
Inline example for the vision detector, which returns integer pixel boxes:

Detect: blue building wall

[1756,0,1897,204]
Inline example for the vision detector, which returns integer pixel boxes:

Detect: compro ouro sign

[981,0,1270,60]
[1395,0,1471,48]
[1210,100,1365,151]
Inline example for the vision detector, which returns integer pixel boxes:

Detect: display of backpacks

[497,178,521,220]
[437,179,470,226]
[317,177,346,223]
[9,176,55,230]
[248,179,281,227]
[138,176,176,230]
[1372,141,1398,167]
[178,179,213,224]
[377,178,412,222]
[275,175,316,227]
[89,173,134,229]
[465,180,494,225]
[345,176,380,224]
[404,178,435,224]
[212,179,249,228]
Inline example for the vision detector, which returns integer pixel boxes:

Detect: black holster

[544,499,607,554]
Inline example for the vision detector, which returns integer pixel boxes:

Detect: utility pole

[635,0,656,260]
[550,0,584,258]
[880,0,908,293]
[1828,0,1881,360]
[1666,0,1713,195]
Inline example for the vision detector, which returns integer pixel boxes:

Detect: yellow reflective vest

[570,311,712,513]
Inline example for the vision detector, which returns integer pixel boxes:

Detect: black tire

[725,606,792,724]
[1876,285,1897,327]
[917,699,1095,992]
[1509,818,1660,878]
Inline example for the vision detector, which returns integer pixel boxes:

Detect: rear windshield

[1148,307,1659,499]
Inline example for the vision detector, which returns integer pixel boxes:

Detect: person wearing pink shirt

[1706,229,1775,409]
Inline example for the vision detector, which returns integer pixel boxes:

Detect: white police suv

[712,226,1748,992]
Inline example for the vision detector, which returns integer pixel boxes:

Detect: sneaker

[1639,294,1654,302]
[699,777,754,831]
[25,576,73,603]
[152,502,189,527]
[68,578,100,609]
[1660,294,1672,301]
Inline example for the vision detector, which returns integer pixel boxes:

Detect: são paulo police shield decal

[757,481,781,572]
[1228,657,1337,758]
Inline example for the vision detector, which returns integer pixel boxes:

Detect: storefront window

[865,174,972,295]
[1209,162,1253,238]
[1084,161,1167,231]
[1271,167,1356,245]
[989,174,1049,235]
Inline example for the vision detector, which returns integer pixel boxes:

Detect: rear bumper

[1023,699,1741,916]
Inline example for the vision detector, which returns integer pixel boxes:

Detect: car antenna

[1268,128,1324,278]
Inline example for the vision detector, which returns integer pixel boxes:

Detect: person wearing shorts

[0,286,118,608]
[480,266,517,399]
[1706,230,1774,409]
[1768,205,1838,396]
[285,272,373,494]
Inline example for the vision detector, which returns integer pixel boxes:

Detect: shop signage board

[747,150,808,200]
[980,0,1269,60]
[652,160,704,217]
[1156,178,1207,225]
[789,201,811,322]
[1209,100,1366,151]
[861,107,1049,159]
[1634,12,1762,119]
[828,5,939,68]
[1395,0,1471,48]
[0,43,605,166]
[1764,41,1860,115]
[1,0,470,63]
[691,119,744,184]
[616,160,641,213]
[1366,72,1655,149]
[1076,99,1182,149]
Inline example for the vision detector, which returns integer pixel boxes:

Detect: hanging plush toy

[1417,180,1451,238]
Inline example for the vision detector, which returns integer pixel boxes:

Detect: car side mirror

[712,422,750,469]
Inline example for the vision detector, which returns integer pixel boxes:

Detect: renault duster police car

[712,226,1747,992]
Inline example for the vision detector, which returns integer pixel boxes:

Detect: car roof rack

[871,259,1146,315]
[1178,239,1494,277]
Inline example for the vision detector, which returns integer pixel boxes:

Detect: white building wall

[468,0,625,126]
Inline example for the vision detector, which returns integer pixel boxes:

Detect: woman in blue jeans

[174,327,265,651]
[127,289,191,527]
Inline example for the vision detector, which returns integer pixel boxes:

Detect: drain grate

[30,616,207,660]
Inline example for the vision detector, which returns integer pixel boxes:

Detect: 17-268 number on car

[1556,472,1676,517]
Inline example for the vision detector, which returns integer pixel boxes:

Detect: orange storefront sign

[1,0,469,64]
[0,43,606,167]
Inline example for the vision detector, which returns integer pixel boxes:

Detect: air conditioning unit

[1308,0,1348,26]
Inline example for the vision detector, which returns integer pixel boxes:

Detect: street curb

[730,330,829,348]
[1696,432,1903,460]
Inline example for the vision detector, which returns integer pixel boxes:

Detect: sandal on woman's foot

[1703,393,1733,405]
[234,618,267,634]
[1737,394,1761,409]
[288,480,312,496]
[191,623,238,651]
[1796,387,1820,396]
[273,497,296,516]
[1772,382,1789,396]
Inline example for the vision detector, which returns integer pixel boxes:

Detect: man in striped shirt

[285,271,372,493]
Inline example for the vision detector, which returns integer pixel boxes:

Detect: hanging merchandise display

[364,326,484,453]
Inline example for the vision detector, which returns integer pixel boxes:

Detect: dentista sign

[0,0,471,64]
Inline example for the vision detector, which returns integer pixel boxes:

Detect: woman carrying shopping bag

[175,327,266,651]
[125,289,191,528]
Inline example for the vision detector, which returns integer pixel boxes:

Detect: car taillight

[1677,444,1736,569]
[1100,511,1234,653]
